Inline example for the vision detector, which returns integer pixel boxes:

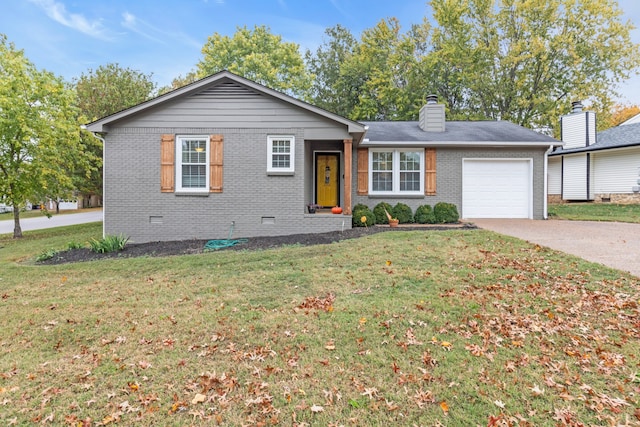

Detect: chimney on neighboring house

[560,100,596,149]
[419,94,445,132]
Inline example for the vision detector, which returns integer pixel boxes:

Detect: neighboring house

[548,102,640,203]
[620,112,640,126]
[86,71,561,243]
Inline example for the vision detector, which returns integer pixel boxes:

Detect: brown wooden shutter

[425,148,436,196]
[209,134,223,193]
[160,134,175,192]
[357,147,368,195]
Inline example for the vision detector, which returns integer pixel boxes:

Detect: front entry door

[316,153,339,207]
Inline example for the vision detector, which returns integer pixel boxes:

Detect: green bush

[352,203,369,213]
[433,202,459,223]
[89,234,129,253]
[373,202,394,224]
[352,206,376,227]
[414,204,436,224]
[392,203,414,224]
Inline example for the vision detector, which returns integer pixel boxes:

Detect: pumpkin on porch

[331,206,343,214]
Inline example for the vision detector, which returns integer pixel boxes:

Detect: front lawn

[549,202,640,223]
[0,223,638,426]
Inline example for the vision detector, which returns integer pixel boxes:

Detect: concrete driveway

[471,219,640,278]
[0,210,103,235]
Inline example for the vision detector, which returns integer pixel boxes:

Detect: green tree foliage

[304,0,639,131]
[75,63,156,121]
[307,19,431,121]
[74,63,156,204]
[426,0,640,131]
[0,35,90,237]
[198,25,312,98]
[305,25,359,117]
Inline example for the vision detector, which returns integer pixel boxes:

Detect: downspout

[80,126,106,238]
[543,144,554,220]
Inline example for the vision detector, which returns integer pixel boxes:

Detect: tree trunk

[55,200,60,214]
[12,205,22,238]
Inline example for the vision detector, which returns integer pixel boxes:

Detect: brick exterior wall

[351,147,547,219]
[105,127,349,243]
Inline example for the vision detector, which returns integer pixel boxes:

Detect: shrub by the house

[434,202,459,223]
[392,203,414,224]
[373,202,394,224]
[414,204,436,224]
[352,205,375,227]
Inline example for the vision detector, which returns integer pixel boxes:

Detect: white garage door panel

[463,160,531,218]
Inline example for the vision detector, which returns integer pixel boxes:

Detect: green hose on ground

[203,221,247,251]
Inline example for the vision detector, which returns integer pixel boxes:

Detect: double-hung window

[267,136,295,174]
[176,135,209,192]
[370,148,423,195]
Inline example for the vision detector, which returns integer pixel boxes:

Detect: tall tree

[197,25,312,98]
[305,25,359,116]
[427,0,640,132]
[0,35,89,237]
[74,63,156,206]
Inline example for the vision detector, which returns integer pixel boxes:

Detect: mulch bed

[38,223,476,265]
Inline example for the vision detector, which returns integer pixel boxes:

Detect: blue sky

[2,0,639,104]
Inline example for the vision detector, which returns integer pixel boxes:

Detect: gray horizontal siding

[114,85,351,139]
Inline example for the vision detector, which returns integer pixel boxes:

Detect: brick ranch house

[86,71,562,243]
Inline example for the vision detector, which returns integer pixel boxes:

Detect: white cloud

[121,12,202,49]
[28,0,112,40]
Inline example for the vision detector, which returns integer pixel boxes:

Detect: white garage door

[462,159,532,218]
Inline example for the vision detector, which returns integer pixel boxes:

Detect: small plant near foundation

[433,202,459,223]
[352,205,375,227]
[89,234,129,253]
[36,248,58,262]
[373,202,394,224]
[392,202,413,224]
[67,241,85,250]
[414,204,436,224]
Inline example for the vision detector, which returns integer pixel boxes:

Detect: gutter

[543,144,554,219]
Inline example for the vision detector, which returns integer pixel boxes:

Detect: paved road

[0,210,103,235]
[472,219,640,278]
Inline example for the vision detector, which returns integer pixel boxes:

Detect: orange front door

[316,154,339,207]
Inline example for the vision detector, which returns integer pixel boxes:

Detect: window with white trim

[369,148,423,195]
[176,135,209,192]
[267,136,295,173]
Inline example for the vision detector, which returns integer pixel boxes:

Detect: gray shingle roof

[361,120,559,145]
[550,122,640,156]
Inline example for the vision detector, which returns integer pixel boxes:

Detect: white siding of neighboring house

[561,111,596,149]
[562,154,592,200]
[620,113,640,126]
[548,157,562,195]
[592,146,640,193]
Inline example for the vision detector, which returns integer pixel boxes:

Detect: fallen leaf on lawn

[386,260,392,266]
[325,340,336,351]
[191,393,206,405]
[440,401,449,413]
[310,404,324,413]
[531,384,544,396]
[494,400,505,409]
[440,341,452,350]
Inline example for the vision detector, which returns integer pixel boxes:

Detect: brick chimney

[419,94,445,132]
[560,100,596,149]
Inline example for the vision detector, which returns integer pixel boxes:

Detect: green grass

[0,207,101,221]
[548,202,640,223]
[1,223,639,425]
